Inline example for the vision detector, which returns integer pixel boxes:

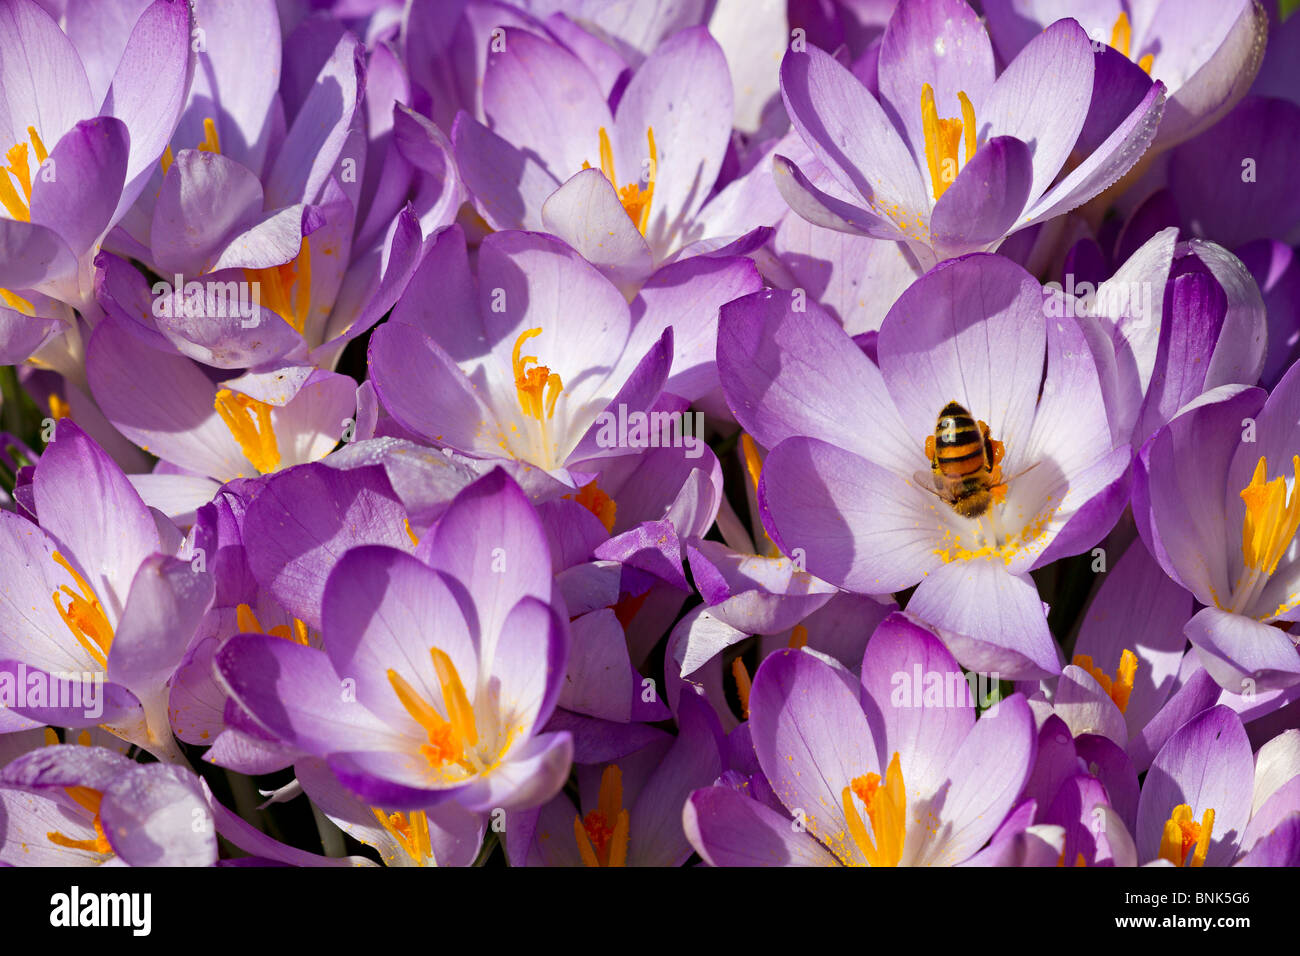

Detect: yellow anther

[511,328,564,421]
[50,551,113,670]
[198,117,221,154]
[0,127,48,221]
[575,765,630,867]
[1111,12,1154,74]
[245,236,312,335]
[1071,648,1139,713]
[387,648,478,773]
[0,288,35,315]
[568,480,617,533]
[1158,805,1215,867]
[584,126,656,235]
[47,393,70,420]
[371,808,434,865]
[47,786,112,855]
[841,751,907,866]
[788,624,809,649]
[214,389,281,475]
[730,657,753,719]
[921,83,973,200]
[1240,456,1300,576]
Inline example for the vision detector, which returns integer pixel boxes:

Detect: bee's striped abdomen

[934,402,988,479]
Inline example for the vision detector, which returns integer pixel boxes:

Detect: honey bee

[913,401,1025,519]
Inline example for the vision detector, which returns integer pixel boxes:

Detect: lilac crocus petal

[86,315,253,480]
[1185,607,1300,694]
[1253,730,1300,816]
[1169,97,1300,249]
[750,648,877,865]
[30,116,129,256]
[929,136,1034,256]
[1072,539,1192,737]
[0,0,95,154]
[264,28,363,207]
[684,785,838,867]
[914,694,1037,866]
[0,219,77,290]
[626,692,723,866]
[1022,80,1166,227]
[876,0,995,175]
[779,45,928,227]
[99,0,191,217]
[541,168,653,294]
[1241,776,1300,854]
[1053,665,1128,744]
[1128,666,1223,774]
[859,613,974,800]
[482,28,612,184]
[243,463,413,630]
[614,26,732,254]
[771,152,901,239]
[150,151,266,276]
[717,289,914,472]
[1136,384,1266,603]
[907,559,1062,680]
[450,112,555,232]
[423,468,552,656]
[99,762,217,866]
[1236,814,1300,866]
[295,758,484,867]
[759,436,941,594]
[34,419,159,608]
[1136,705,1253,866]
[1149,0,1268,150]
[107,554,213,694]
[561,610,637,722]
[215,633,407,757]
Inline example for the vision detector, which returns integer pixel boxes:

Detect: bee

[914,401,1013,519]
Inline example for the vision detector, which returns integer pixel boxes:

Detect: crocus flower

[774,0,1166,269]
[1135,371,1300,693]
[720,254,1131,678]
[513,692,722,866]
[983,0,1267,151]
[369,226,758,481]
[1132,705,1300,866]
[0,422,212,762]
[0,743,215,866]
[216,468,574,813]
[0,0,190,322]
[452,26,770,292]
[684,614,1039,866]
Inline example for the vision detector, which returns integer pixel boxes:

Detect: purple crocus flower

[720,254,1131,678]
[369,226,758,480]
[512,692,722,866]
[0,743,215,866]
[1133,705,1300,866]
[0,421,213,762]
[1135,370,1300,693]
[451,26,770,292]
[215,468,574,813]
[0,0,190,325]
[983,0,1267,152]
[774,0,1166,269]
[684,614,1039,866]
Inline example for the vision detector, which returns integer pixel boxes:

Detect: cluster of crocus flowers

[0,0,1299,874]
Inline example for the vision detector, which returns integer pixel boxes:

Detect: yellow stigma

[567,479,617,533]
[214,388,281,475]
[1158,804,1214,867]
[371,807,435,865]
[50,551,114,670]
[511,328,564,421]
[47,393,71,421]
[841,751,907,867]
[387,648,479,775]
[583,126,656,235]
[161,116,222,177]
[46,786,113,855]
[1071,648,1138,713]
[1110,12,1154,74]
[921,84,977,201]
[0,126,48,222]
[574,764,630,867]
[245,235,312,336]
[236,603,310,645]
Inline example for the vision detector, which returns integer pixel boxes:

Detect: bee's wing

[998,461,1041,485]
[911,470,950,502]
